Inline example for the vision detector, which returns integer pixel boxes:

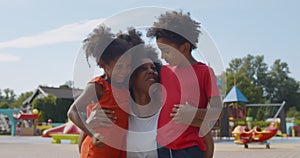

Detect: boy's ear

[181,42,191,54]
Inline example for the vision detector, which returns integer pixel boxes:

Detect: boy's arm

[170,96,222,128]
[204,131,214,158]
[170,97,220,158]
[197,96,223,120]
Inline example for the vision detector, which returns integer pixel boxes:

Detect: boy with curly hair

[147,10,222,158]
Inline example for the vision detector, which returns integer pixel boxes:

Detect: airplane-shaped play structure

[232,122,278,148]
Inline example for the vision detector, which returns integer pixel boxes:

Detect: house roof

[23,86,83,105]
[223,86,249,103]
[39,86,83,99]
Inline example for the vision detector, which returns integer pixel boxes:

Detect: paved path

[0,136,299,158]
[214,140,300,158]
[0,136,79,158]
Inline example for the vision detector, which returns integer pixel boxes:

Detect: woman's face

[131,58,158,92]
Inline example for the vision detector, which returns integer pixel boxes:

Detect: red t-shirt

[81,77,129,158]
[156,62,220,151]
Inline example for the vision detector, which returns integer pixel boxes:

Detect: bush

[295,119,300,126]
[236,121,246,126]
[243,120,270,129]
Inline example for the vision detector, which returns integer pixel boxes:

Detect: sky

[0,0,299,96]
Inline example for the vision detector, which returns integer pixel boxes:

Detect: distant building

[22,86,83,122]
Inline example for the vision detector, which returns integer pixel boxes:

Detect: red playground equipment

[232,122,278,149]
[42,121,81,137]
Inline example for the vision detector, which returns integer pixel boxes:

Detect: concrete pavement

[0,136,299,158]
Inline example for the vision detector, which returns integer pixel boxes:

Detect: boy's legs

[158,146,204,158]
[157,146,172,158]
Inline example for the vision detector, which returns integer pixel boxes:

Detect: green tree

[223,54,267,104]
[56,98,73,122]
[32,95,56,122]
[286,107,300,120]
[0,88,16,109]
[223,54,300,120]
[0,90,3,102]
[256,107,265,121]
[31,94,72,123]
[3,88,16,103]
[265,59,300,110]
[10,91,33,109]
[59,80,73,88]
[0,102,9,109]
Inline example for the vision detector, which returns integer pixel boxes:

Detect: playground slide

[42,122,81,137]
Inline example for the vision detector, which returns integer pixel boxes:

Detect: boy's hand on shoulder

[170,102,198,125]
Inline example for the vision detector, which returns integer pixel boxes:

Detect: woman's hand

[92,133,105,148]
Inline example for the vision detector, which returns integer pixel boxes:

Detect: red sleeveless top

[81,77,129,158]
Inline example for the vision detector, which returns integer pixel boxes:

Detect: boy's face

[156,38,186,66]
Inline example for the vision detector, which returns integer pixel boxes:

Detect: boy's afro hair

[147,10,201,50]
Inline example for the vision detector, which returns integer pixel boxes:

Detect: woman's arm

[67,83,104,137]
[79,107,116,149]
[78,131,87,153]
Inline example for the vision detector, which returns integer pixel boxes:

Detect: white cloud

[0,53,21,62]
[0,19,104,49]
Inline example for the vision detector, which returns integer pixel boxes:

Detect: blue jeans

[157,144,204,158]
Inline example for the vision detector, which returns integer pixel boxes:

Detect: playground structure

[232,122,278,149]
[219,86,249,138]
[14,113,39,136]
[0,108,54,136]
[218,85,287,139]
[246,102,287,135]
[51,134,80,144]
[0,109,20,136]
[42,121,81,144]
[0,114,10,132]
[42,121,81,137]
[35,119,53,135]
[0,108,81,143]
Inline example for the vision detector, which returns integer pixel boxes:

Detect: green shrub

[246,121,270,129]
[295,119,300,126]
